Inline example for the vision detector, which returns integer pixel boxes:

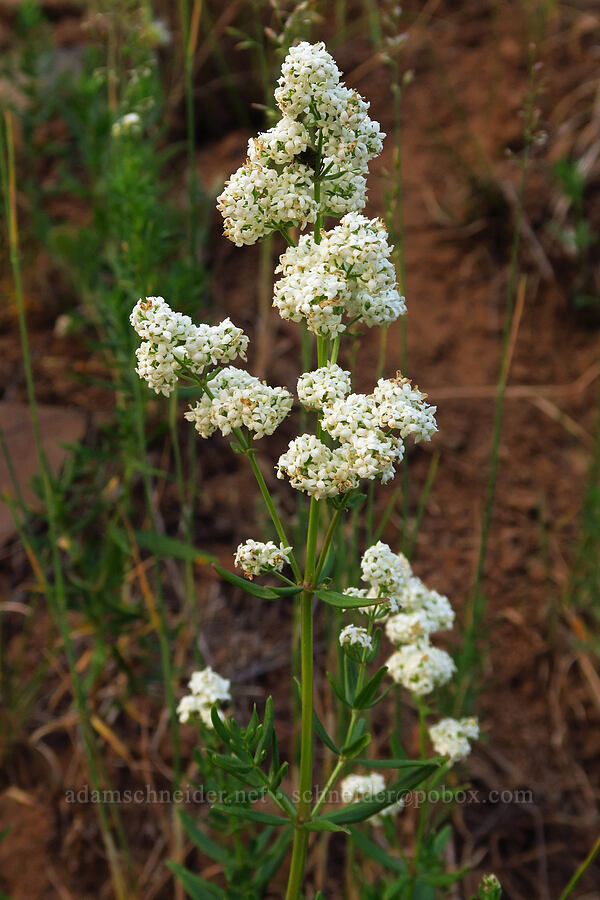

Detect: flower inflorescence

[177,667,231,727]
[428,717,480,764]
[130,297,248,397]
[234,539,293,577]
[274,213,405,337]
[217,41,384,247]
[184,367,293,440]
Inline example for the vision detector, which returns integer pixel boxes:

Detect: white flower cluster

[234,539,292,577]
[340,773,403,824]
[385,577,455,644]
[247,118,309,166]
[361,554,456,697]
[274,42,384,174]
[217,161,317,247]
[276,434,360,499]
[361,541,412,596]
[338,542,412,618]
[177,667,231,727]
[274,214,405,337]
[296,363,352,409]
[130,297,248,397]
[386,641,456,697]
[428,717,479,764]
[339,624,373,653]
[374,375,437,443]
[184,366,293,440]
[218,42,384,246]
[278,371,435,500]
[112,112,142,137]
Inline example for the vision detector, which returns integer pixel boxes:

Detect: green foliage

[566,422,600,655]
[551,157,599,309]
[172,700,294,898]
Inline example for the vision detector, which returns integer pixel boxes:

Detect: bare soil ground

[1,2,599,898]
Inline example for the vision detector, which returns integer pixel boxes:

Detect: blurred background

[0,0,599,897]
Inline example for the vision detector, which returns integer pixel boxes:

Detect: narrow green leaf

[355,757,442,770]
[343,655,358,706]
[365,627,382,663]
[353,666,389,709]
[313,709,339,754]
[271,585,303,597]
[211,804,290,826]
[345,491,367,509]
[270,761,288,791]
[318,542,336,582]
[348,825,406,873]
[210,706,233,745]
[326,671,353,708]
[422,868,470,886]
[269,730,280,778]
[214,565,280,600]
[167,861,221,899]
[340,733,371,759]
[254,696,274,761]
[210,752,253,774]
[251,827,293,892]
[433,823,453,854]
[305,818,350,834]
[324,764,438,825]
[178,811,231,866]
[222,787,267,805]
[317,588,388,609]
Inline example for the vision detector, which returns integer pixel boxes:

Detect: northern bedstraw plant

[131,42,497,898]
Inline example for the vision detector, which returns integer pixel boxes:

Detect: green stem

[317,336,328,368]
[199,381,300,581]
[558,834,600,900]
[0,113,130,900]
[169,391,201,664]
[278,226,297,248]
[245,442,302,583]
[311,616,375,818]
[410,701,429,892]
[330,334,341,365]
[285,497,320,900]
[314,506,343,582]
[179,0,198,258]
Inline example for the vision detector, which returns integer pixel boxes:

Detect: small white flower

[248,117,310,166]
[340,773,403,824]
[217,161,317,246]
[296,364,352,410]
[341,772,386,803]
[184,367,292,440]
[374,374,437,443]
[276,434,360,499]
[361,541,412,596]
[429,717,479,763]
[275,41,342,119]
[274,42,384,177]
[111,112,142,137]
[274,214,405,338]
[188,667,231,705]
[385,583,454,644]
[386,641,456,696]
[178,667,231,726]
[339,624,373,652]
[130,298,248,396]
[234,540,292,577]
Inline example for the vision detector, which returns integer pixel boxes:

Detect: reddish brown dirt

[1,2,600,899]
